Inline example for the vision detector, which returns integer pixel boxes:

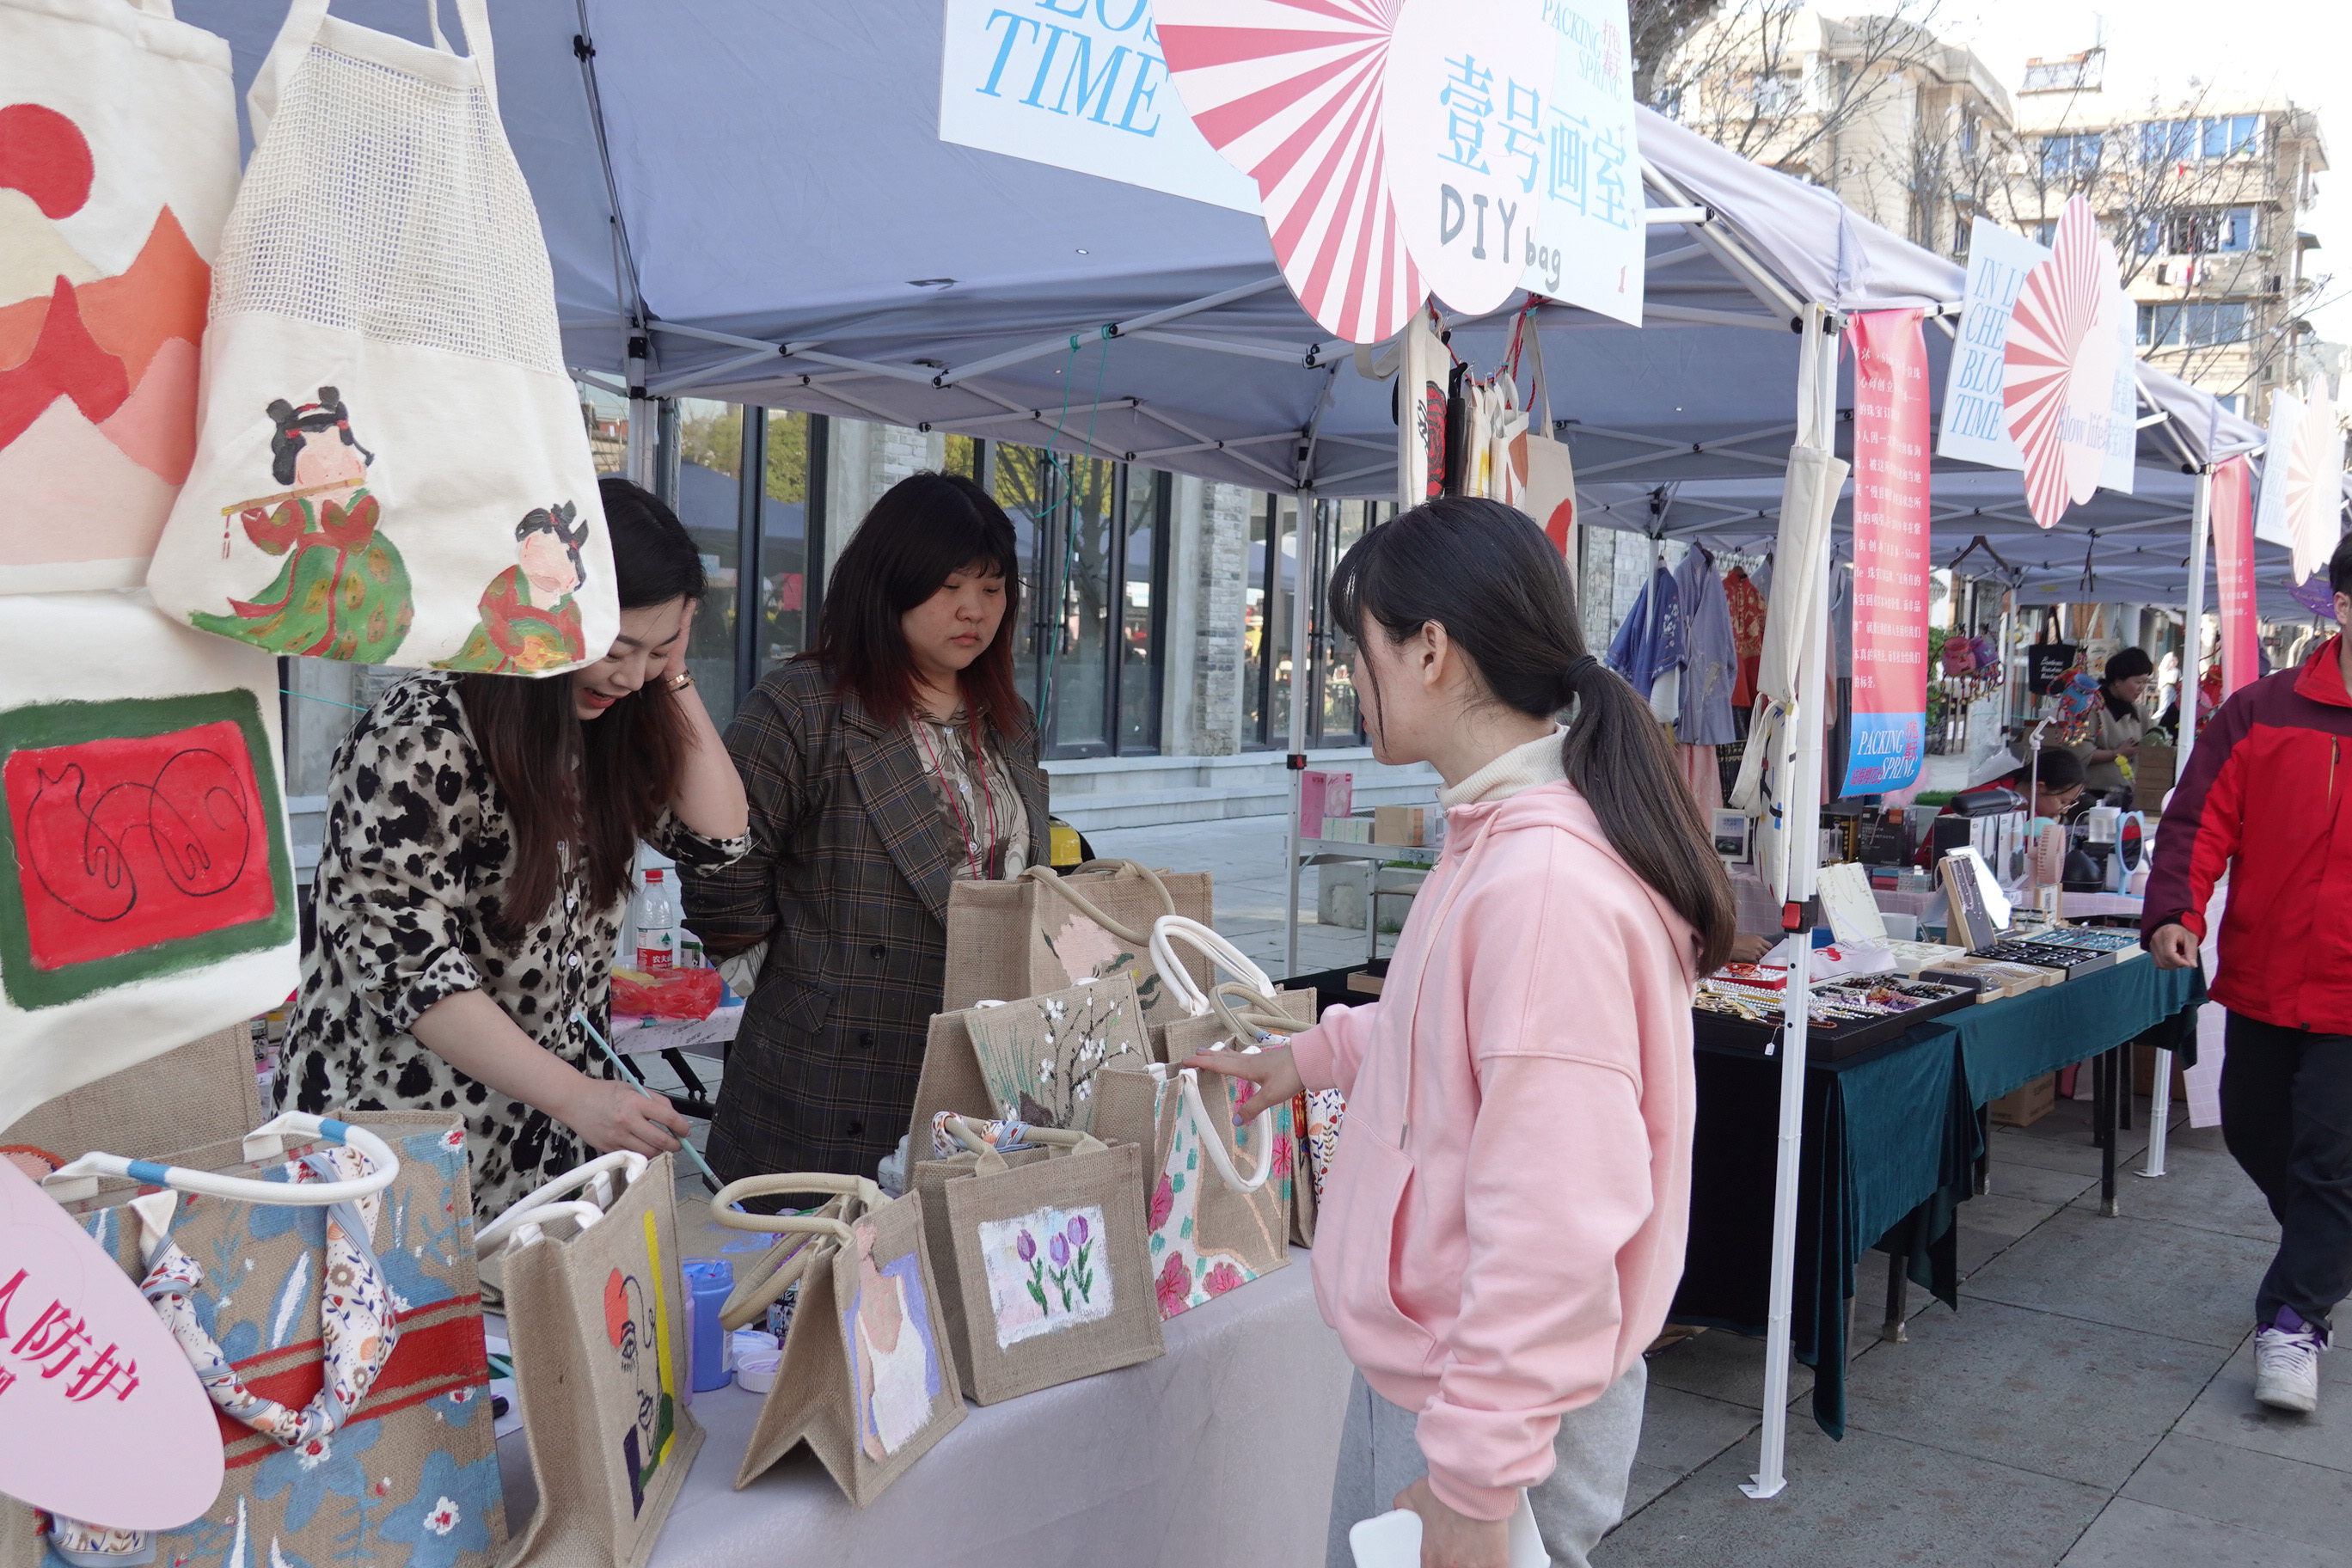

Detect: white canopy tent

[178,0,2317,1500]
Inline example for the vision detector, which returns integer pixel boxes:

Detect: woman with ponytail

[1196,498,1730,1568]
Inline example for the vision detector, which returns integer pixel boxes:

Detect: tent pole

[2143,465,2211,1182]
[1284,497,1316,979]
[1745,310,1838,1502]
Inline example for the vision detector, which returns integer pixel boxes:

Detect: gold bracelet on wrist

[666,671,695,692]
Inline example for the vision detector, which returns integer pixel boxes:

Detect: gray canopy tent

[179,0,2318,1503]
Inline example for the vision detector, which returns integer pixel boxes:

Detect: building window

[2151,206,2259,255]
[1245,495,1297,749]
[757,409,819,683]
[2201,113,2260,160]
[2135,114,2259,164]
[989,446,1168,757]
[671,399,748,724]
[2039,132,2104,179]
[2137,300,2250,347]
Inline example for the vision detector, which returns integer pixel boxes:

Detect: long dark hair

[809,472,1025,732]
[460,477,706,941]
[1329,497,1735,972]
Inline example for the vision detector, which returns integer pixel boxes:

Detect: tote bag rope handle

[1151,914,1275,1018]
[1210,979,1307,1045]
[1018,860,1177,946]
[43,1113,398,1205]
[942,1114,1109,1175]
[709,1174,880,1329]
[1157,1063,1277,1195]
[475,1150,650,1258]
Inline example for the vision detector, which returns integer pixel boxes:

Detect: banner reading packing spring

[2211,454,2258,699]
[1843,309,1929,794]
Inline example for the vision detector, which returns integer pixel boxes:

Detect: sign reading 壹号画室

[935,0,1260,213]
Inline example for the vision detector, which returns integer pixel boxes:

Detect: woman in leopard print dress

[279,480,750,1221]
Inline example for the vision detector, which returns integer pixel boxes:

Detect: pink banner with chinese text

[2213,455,2257,698]
[1844,310,1931,793]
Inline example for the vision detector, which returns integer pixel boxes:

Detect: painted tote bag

[942,861,1212,1031]
[495,1151,704,1568]
[145,0,617,672]
[959,973,1149,1135]
[707,1174,965,1506]
[0,0,241,593]
[0,591,297,1129]
[1159,984,1328,1247]
[934,1132,1161,1404]
[6,1112,500,1568]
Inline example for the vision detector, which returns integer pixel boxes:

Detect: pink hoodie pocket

[1317,1129,1442,1376]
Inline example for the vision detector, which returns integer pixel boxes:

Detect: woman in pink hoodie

[1197,499,1732,1568]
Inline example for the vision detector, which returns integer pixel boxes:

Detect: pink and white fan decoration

[1158,0,1546,344]
[2282,378,2344,585]
[2001,195,2124,529]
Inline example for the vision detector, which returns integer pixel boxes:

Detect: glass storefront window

[1318,500,1375,743]
[943,434,982,481]
[578,383,629,475]
[1120,472,1163,753]
[760,408,814,679]
[1246,495,1297,748]
[671,399,744,724]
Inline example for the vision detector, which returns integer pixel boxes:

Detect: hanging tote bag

[0,591,296,1130]
[0,0,242,594]
[2026,612,2079,695]
[1517,321,1578,558]
[145,0,618,672]
[9,1112,501,1568]
[706,1173,965,1505]
[942,860,1213,1030]
[493,1150,705,1568]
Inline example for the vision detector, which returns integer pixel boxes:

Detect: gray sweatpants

[1325,1360,1647,1568]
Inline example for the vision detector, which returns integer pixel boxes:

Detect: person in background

[2074,646,2153,799]
[683,473,1050,1184]
[1196,498,1732,1568]
[2146,530,2352,1414]
[280,479,750,1222]
[1907,747,2086,870]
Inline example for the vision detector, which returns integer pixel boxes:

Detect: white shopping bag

[1351,1490,1548,1568]
[1517,322,1576,557]
[0,0,241,593]
[146,0,618,673]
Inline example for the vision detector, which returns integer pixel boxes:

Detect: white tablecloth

[497,1248,1351,1568]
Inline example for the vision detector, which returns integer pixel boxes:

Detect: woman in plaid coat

[683,474,1049,1182]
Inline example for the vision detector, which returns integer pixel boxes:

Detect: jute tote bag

[0,591,296,1130]
[707,1174,965,1506]
[2,1022,258,1176]
[942,861,1212,1029]
[146,0,617,672]
[903,973,1148,1151]
[1158,983,1325,1248]
[0,0,241,594]
[497,1151,703,1568]
[9,1112,499,1568]
[934,1132,1161,1404]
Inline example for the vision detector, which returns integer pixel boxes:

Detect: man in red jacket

[2147,532,2352,1414]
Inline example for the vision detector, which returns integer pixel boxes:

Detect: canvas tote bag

[942,860,1213,1029]
[495,1150,704,1568]
[1518,321,1577,558]
[0,0,242,594]
[0,590,297,1129]
[2,1022,258,1177]
[706,1173,965,1505]
[928,1129,1161,1404]
[902,973,1148,1156]
[1158,980,1326,1246]
[9,1112,499,1568]
[146,0,618,672]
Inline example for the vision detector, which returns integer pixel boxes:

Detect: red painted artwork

[3,719,275,970]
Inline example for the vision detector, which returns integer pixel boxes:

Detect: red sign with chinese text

[2211,455,2258,699]
[1845,309,1932,793]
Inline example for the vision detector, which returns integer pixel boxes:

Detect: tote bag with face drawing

[144,0,616,672]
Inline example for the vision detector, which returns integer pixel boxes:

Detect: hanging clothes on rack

[1675,548,1738,747]
[1607,554,1684,725]
[1725,565,1767,709]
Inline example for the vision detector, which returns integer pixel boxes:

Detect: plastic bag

[611,965,722,1020]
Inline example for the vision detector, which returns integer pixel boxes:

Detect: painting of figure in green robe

[188,387,414,662]
[437,500,592,674]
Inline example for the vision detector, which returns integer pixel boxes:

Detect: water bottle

[634,868,676,971]
[679,1258,734,1393]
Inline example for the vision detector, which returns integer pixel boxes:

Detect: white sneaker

[2253,1321,2324,1413]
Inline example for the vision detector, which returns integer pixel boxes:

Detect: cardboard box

[2132,1043,2190,1099]
[1374,804,1427,847]
[1301,770,1351,836]
[1988,1073,2057,1127]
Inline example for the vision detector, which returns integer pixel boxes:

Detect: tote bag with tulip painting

[144,0,616,672]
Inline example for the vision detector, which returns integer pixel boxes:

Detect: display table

[497,1249,1351,1568]
[1673,957,2205,1439]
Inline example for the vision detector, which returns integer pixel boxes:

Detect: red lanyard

[916,716,995,881]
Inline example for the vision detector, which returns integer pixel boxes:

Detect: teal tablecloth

[1675,955,2207,1438]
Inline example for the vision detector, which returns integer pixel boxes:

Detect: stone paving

[652,811,2351,1567]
